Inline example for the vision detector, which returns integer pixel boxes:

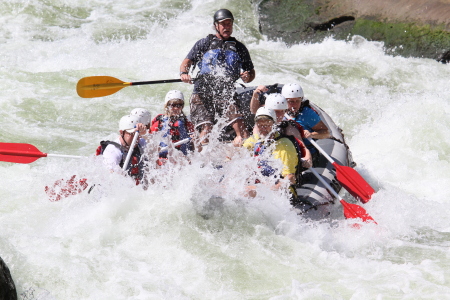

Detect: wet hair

[164,99,185,116]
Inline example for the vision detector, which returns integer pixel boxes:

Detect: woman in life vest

[243,107,301,199]
[150,90,195,160]
[100,114,148,185]
[249,92,312,169]
[282,83,330,166]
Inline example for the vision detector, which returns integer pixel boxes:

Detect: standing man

[179,9,256,147]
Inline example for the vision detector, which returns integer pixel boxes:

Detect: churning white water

[1,0,450,299]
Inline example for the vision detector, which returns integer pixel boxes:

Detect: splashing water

[1,0,450,299]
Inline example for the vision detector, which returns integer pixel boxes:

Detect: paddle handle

[308,138,335,164]
[46,154,83,159]
[159,138,191,152]
[122,131,140,170]
[130,79,183,86]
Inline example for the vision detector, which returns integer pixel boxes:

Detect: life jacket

[287,100,321,154]
[151,114,194,157]
[95,140,145,184]
[253,128,306,186]
[253,141,277,177]
[197,34,242,82]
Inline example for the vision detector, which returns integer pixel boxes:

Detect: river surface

[1,0,450,299]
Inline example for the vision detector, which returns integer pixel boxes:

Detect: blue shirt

[285,106,321,154]
[293,106,321,131]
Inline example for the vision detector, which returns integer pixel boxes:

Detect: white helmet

[165,90,184,104]
[255,107,276,122]
[119,114,140,133]
[130,108,151,125]
[265,93,287,110]
[281,83,304,98]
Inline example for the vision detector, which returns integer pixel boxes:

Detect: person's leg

[224,95,250,146]
[189,93,214,150]
[231,118,249,146]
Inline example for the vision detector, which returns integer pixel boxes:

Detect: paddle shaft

[309,167,340,200]
[47,154,83,159]
[129,79,182,86]
[308,138,335,164]
[122,131,140,170]
[160,138,191,152]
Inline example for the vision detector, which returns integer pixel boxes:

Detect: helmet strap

[214,22,228,40]
[121,132,130,148]
[214,23,224,40]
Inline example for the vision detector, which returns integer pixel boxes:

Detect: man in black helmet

[180,9,256,148]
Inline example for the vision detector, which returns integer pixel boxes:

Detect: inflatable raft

[234,84,356,220]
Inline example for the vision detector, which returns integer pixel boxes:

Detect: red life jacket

[150,114,195,155]
[278,120,307,157]
[95,141,144,185]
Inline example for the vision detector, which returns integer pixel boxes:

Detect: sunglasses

[168,103,183,108]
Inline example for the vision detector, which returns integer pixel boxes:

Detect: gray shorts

[189,93,243,129]
[190,76,243,129]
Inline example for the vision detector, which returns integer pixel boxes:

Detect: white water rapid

[1,0,449,299]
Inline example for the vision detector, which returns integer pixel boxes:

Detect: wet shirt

[291,106,321,132]
[186,35,254,78]
[243,133,298,177]
[102,137,147,172]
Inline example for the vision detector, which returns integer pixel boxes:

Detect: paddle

[159,137,191,152]
[308,138,375,203]
[0,143,82,164]
[308,167,376,224]
[77,76,194,98]
[122,130,140,170]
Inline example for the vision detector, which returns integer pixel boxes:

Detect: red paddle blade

[340,199,377,224]
[45,175,89,201]
[0,143,47,164]
[334,163,375,203]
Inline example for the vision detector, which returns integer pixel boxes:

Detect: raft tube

[235,84,356,220]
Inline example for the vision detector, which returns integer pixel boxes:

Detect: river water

[1,0,450,299]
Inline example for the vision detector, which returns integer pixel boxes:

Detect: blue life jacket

[290,100,320,154]
[198,34,242,82]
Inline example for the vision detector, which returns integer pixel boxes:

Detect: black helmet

[213,9,234,24]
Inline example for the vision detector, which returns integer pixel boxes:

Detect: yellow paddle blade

[76,76,131,98]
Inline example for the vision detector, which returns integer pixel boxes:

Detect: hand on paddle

[180,73,192,84]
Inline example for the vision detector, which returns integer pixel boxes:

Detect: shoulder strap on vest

[274,133,306,185]
[299,99,319,115]
[96,140,124,155]
[300,99,310,111]
[156,114,165,126]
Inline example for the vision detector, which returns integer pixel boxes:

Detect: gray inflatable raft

[292,102,355,219]
[235,84,355,220]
